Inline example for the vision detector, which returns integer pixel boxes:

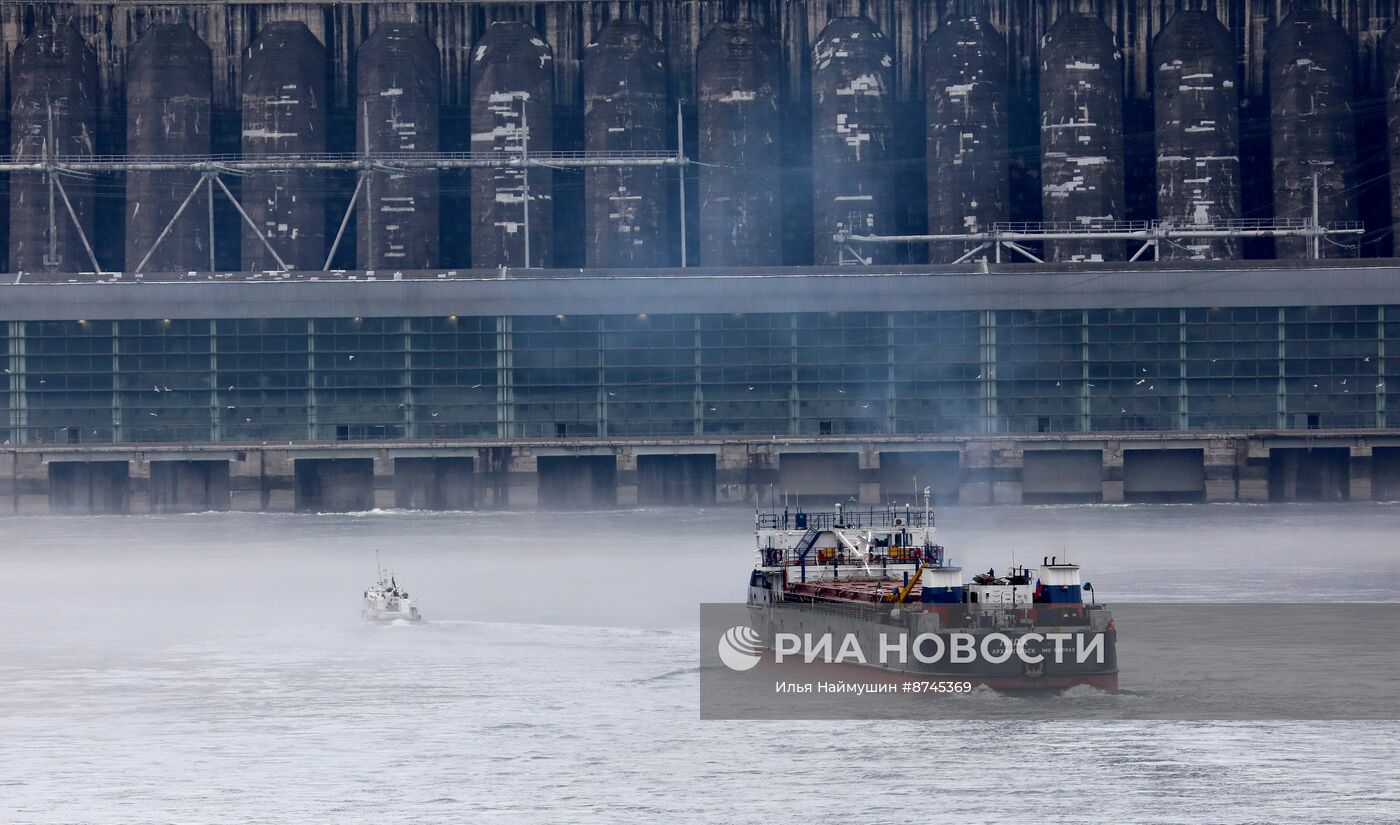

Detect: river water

[1,503,1397,823]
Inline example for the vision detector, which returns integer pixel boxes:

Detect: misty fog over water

[2,503,1398,823]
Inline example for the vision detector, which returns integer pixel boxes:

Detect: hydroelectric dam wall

[6,0,1400,270]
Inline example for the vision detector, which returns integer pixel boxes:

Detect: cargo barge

[745,495,1117,689]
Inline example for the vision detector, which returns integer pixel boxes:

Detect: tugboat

[746,491,1116,689]
[362,558,422,622]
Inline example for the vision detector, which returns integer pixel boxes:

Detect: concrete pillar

[992,444,1024,505]
[128,457,151,512]
[506,449,539,508]
[149,460,231,513]
[1237,440,1267,502]
[1350,445,1374,502]
[1101,441,1124,503]
[857,448,880,505]
[229,450,265,511]
[746,443,780,506]
[0,451,11,514]
[48,461,130,514]
[6,451,48,513]
[958,441,993,505]
[1201,439,1239,502]
[474,447,511,508]
[393,457,475,510]
[616,450,638,507]
[294,458,374,512]
[716,445,752,504]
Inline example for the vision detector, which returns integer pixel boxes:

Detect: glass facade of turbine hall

[2,306,1395,444]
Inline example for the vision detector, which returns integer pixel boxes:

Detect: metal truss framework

[836,217,1367,266]
[0,103,692,274]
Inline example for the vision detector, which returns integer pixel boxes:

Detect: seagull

[747,386,755,391]
[227,385,235,391]
[348,355,356,360]
[608,391,616,397]
[431,412,439,417]
[148,412,158,417]
[836,388,845,393]
[227,405,236,410]
[470,384,481,389]
[1135,379,1145,385]
[153,385,162,393]
[162,386,171,393]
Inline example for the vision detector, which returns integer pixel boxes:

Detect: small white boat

[363,564,421,622]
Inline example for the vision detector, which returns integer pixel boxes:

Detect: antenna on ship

[376,549,383,580]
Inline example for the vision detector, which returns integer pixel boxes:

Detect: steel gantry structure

[0,103,691,275]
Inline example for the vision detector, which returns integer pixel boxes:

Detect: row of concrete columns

[1,437,1391,514]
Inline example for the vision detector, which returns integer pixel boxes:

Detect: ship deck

[784,579,921,604]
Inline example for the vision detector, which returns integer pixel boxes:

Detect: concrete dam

[4,1,1400,513]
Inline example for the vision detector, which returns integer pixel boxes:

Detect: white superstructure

[362,569,422,622]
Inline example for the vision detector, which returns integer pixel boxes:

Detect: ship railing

[755,507,929,532]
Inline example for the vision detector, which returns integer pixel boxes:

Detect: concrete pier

[4,430,1397,514]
